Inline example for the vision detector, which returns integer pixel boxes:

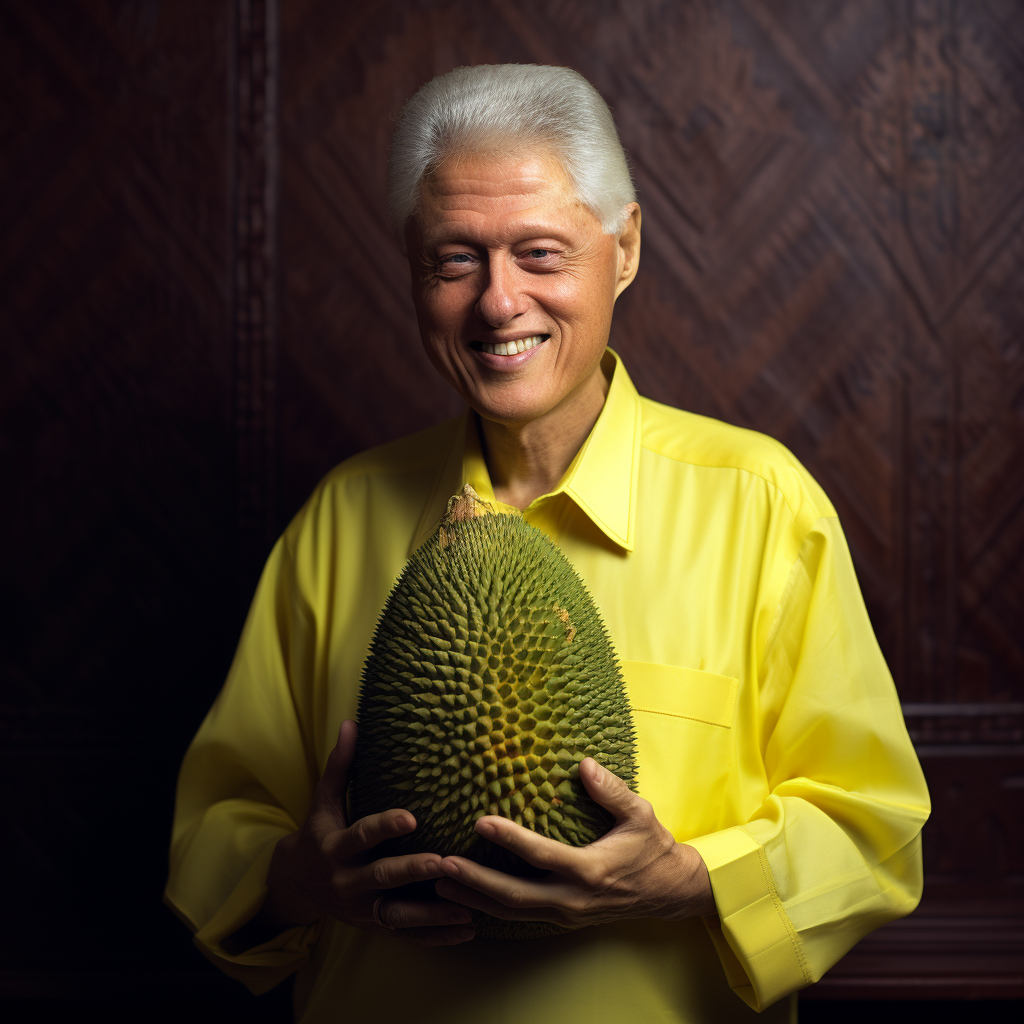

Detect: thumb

[318,719,357,809]
[578,757,640,821]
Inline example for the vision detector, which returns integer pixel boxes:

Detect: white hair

[386,64,636,236]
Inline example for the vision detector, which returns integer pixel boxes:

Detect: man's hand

[254,720,474,947]
[434,757,715,930]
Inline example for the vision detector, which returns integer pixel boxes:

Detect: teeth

[478,335,546,356]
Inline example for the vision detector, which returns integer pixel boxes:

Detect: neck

[478,359,611,510]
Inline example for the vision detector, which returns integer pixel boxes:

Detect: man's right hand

[255,719,475,947]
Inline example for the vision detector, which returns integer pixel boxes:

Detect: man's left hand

[435,757,715,930]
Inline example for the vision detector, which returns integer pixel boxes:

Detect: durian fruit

[351,485,637,940]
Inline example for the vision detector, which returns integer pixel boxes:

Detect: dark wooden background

[2,0,1021,1016]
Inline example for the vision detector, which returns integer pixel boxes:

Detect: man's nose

[475,256,527,327]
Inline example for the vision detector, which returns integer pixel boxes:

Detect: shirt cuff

[685,826,812,1011]
[169,840,322,995]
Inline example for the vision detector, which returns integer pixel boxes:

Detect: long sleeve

[687,514,930,1010]
[164,528,323,993]
[163,360,930,1021]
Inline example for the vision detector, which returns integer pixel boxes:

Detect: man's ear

[613,203,641,301]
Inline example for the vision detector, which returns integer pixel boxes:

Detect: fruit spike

[351,488,637,940]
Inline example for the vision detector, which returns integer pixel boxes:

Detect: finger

[436,859,570,912]
[434,875,566,922]
[374,897,473,931]
[357,852,446,890]
[578,757,645,823]
[472,815,590,873]
[318,720,358,812]
[339,807,417,856]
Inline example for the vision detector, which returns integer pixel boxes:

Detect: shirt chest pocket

[620,661,738,840]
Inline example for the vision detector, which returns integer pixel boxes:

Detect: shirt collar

[409,347,642,554]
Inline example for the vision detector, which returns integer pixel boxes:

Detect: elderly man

[166,65,929,1023]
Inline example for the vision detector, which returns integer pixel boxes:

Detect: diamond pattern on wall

[2,0,1021,999]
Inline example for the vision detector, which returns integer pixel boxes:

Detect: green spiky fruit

[351,486,637,940]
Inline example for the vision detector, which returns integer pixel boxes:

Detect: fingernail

[455,928,475,942]
[476,820,495,838]
[441,859,461,878]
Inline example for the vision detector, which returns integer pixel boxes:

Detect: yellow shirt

[166,350,929,1023]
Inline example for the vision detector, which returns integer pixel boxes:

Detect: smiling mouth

[472,334,549,356]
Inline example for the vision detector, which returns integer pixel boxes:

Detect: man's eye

[443,253,472,264]
[527,249,550,259]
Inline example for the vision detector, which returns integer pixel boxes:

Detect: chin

[466,375,556,420]
[471,395,553,426]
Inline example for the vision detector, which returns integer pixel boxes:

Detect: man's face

[406,147,636,426]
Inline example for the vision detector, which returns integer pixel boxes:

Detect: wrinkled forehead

[413,148,593,244]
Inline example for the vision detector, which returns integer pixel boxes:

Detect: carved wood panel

[277,0,1024,710]
[1,0,1021,1008]
[276,0,1024,1000]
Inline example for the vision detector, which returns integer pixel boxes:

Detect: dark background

[1,0,1021,1020]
